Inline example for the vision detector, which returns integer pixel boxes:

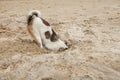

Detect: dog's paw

[64,40,71,48]
[40,45,43,49]
[59,47,68,51]
[41,77,55,80]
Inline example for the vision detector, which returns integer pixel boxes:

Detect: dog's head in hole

[27,10,69,51]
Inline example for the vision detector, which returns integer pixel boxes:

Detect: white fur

[45,39,68,50]
[29,10,68,50]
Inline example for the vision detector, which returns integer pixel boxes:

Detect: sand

[0,0,120,80]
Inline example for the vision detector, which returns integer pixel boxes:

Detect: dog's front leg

[33,30,43,48]
[28,26,43,48]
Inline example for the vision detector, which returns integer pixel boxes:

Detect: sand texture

[0,0,120,80]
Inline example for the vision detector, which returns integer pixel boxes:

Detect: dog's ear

[41,18,50,26]
[50,29,59,42]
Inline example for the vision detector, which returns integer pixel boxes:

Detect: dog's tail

[27,10,41,25]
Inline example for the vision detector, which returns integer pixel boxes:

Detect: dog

[27,10,68,51]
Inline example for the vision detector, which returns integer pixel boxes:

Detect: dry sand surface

[0,0,120,80]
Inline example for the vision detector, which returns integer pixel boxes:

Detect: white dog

[27,10,68,51]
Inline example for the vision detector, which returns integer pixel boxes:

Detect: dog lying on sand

[27,10,68,51]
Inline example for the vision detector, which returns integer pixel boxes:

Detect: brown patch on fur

[27,12,39,25]
[50,29,59,42]
[41,18,50,26]
[45,31,51,39]
[27,15,33,25]
[27,20,41,46]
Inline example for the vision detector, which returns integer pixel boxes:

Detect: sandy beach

[0,0,120,80]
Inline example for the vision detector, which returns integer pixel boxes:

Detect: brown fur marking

[41,18,50,26]
[45,31,51,39]
[50,29,59,42]
[27,15,33,25]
